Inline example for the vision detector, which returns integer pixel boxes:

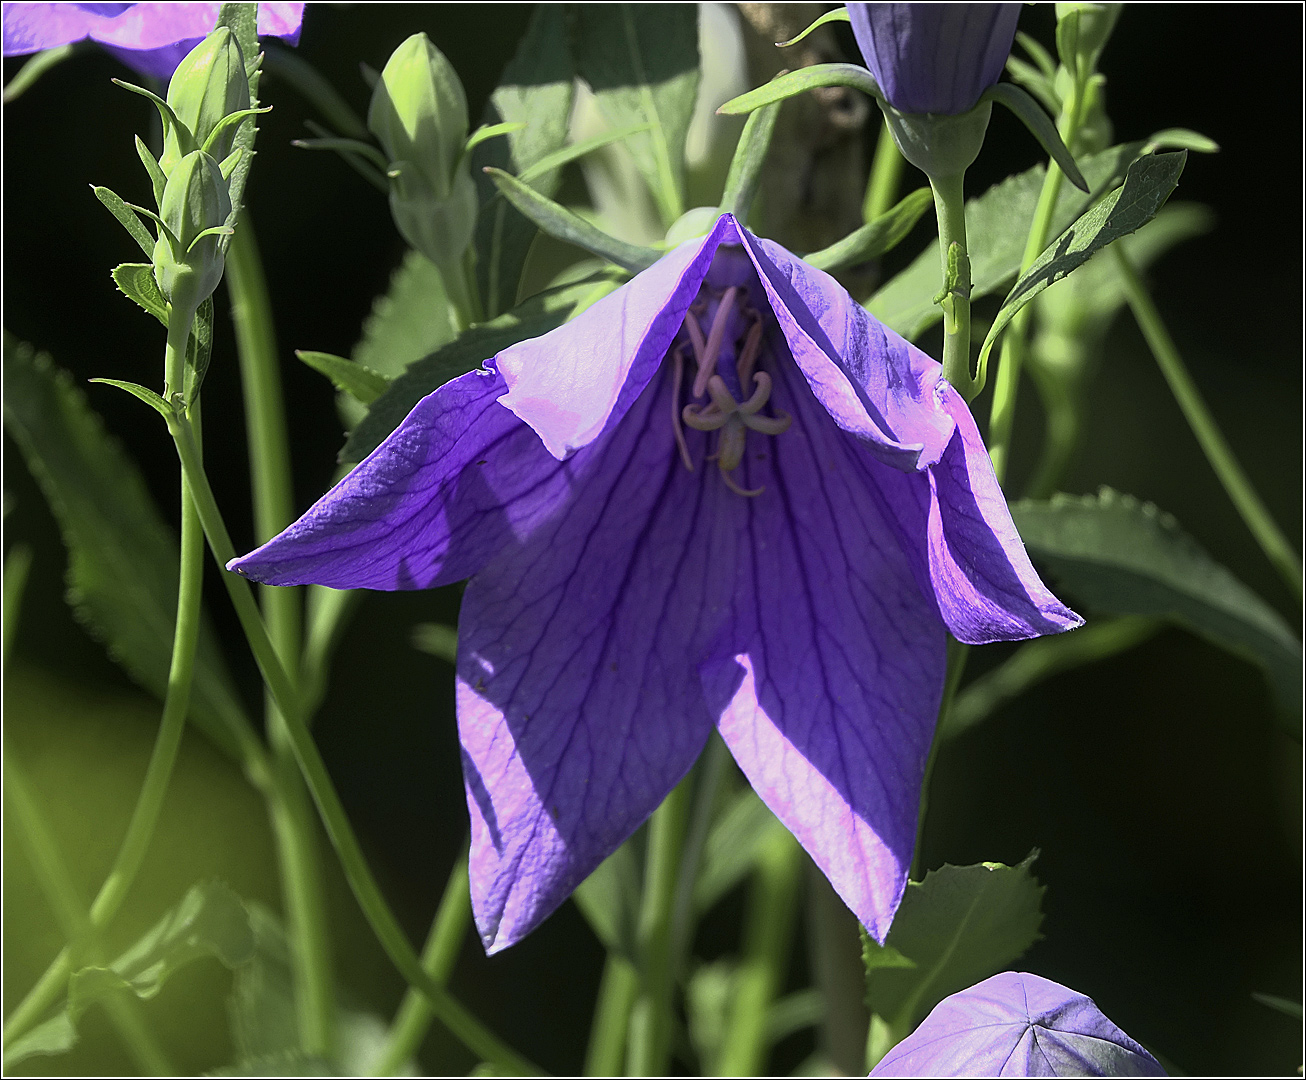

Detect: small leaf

[229,903,300,1063]
[864,854,1045,1038]
[2,1012,78,1068]
[296,351,389,406]
[484,167,662,273]
[134,135,167,207]
[112,263,169,324]
[1144,127,1220,155]
[68,880,255,1013]
[464,120,528,156]
[3,337,250,758]
[718,101,781,225]
[776,7,851,47]
[803,188,933,272]
[718,63,881,117]
[1252,992,1303,1019]
[472,5,576,318]
[571,3,701,226]
[342,270,625,462]
[86,377,171,418]
[93,185,156,259]
[1011,489,1303,722]
[573,838,642,960]
[693,789,788,914]
[984,82,1088,192]
[867,141,1143,339]
[978,151,1187,370]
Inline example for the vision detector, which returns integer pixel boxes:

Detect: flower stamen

[670,345,694,471]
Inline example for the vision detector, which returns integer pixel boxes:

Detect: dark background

[3,4,1301,1076]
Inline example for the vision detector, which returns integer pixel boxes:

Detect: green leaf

[864,854,1045,1038]
[134,135,167,207]
[984,82,1088,192]
[1252,992,1303,1019]
[718,101,781,225]
[2,1012,79,1068]
[803,188,934,272]
[717,63,881,117]
[3,337,250,758]
[184,296,215,405]
[570,3,701,227]
[352,248,460,383]
[776,7,851,48]
[866,141,1143,340]
[86,377,171,418]
[573,837,643,960]
[228,903,301,1063]
[94,185,156,259]
[1011,489,1303,722]
[296,351,389,406]
[69,880,255,1014]
[517,124,652,188]
[693,789,788,914]
[1144,127,1220,155]
[484,166,662,274]
[342,269,625,462]
[471,6,575,319]
[978,151,1187,369]
[112,262,169,324]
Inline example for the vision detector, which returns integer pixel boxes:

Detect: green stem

[1113,246,1303,599]
[626,777,692,1075]
[164,418,540,1075]
[301,585,363,718]
[374,852,472,1076]
[864,119,906,223]
[3,746,176,1076]
[987,83,1085,484]
[3,545,33,664]
[4,395,207,1057]
[228,219,337,1059]
[715,828,803,1076]
[929,172,973,397]
[910,638,969,881]
[584,954,640,1077]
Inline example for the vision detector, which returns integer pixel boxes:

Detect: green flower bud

[161,27,251,177]
[153,150,232,320]
[1055,3,1122,83]
[368,32,477,265]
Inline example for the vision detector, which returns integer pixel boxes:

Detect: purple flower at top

[849,3,1021,115]
[871,971,1167,1077]
[1,2,304,79]
[229,213,1079,953]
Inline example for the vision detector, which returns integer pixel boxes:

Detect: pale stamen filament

[694,286,738,398]
[683,312,709,394]
[735,316,763,388]
[670,345,694,471]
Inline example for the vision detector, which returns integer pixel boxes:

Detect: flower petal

[701,354,947,943]
[229,369,565,590]
[2,3,120,54]
[494,215,737,460]
[734,226,957,473]
[871,971,1166,1077]
[458,366,744,952]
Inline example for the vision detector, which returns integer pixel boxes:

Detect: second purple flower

[230,214,1080,952]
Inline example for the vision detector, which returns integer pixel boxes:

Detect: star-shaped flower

[230,213,1079,952]
[870,971,1166,1076]
[1,2,304,78]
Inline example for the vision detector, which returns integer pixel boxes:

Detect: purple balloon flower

[849,3,1021,115]
[229,214,1079,953]
[1,2,304,79]
[871,971,1167,1077]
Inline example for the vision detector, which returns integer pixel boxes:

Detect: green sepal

[134,136,168,207]
[218,146,243,181]
[200,105,272,159]
[1004,55,1060,117]
[718,63,881,117]
[86,378,172,418]
[112,77,194,154]
[1015,30,1057,79]
[803,187,933,272]
[483,166,661,274]
[517,123,652,187]
[411,622,457,663]
[983,82,1088,192]
[463,120,528,157]
[296,350,390,405]
[863,854,1044,1047]
[1144,127,1220,154]
[1012,488,1303,725]
[262,41,368,139]
[290,134,391,173]
[776,7,850,48]
[1252,993,1304,1019]
[2,42,76,105]
[92,185,156,259]
[719,101,781,225]
[977,150,1186,377]
[111,262,169,323]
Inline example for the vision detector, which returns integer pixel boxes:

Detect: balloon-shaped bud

[367,32,477,265]
[162,27,251,176]
[153,150,232,319]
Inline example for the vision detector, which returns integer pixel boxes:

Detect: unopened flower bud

[367,32,477,265]
[1055,3,1123,81]
[153,149,232,319]
[161,26,251,176]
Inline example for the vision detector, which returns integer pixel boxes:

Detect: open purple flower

[1,2,304,79]
[849,3,1021,115]
[871,971,1167,1077]
[229,214,1079,952]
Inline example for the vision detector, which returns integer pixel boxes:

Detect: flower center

[670,285,792,497]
